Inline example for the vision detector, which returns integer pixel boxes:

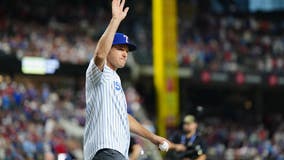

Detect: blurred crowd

[0,0,151,64]
[0,76,85,160]
[199,116,284,160]
[178,13,284,74]
[0,19,96,64]
[1,76,284,160]
[1,0,283,74]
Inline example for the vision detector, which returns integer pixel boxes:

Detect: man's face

[183,122,197,134]
[107,44,129,69]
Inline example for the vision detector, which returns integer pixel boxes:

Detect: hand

[112,0,129,21]
[173,144,187,152]
[129,144,143,160]
[151,135,174,150]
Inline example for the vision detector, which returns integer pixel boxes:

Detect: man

[168,115,207,160]
[84,0,172,160]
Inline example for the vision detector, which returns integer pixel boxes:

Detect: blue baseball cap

[112,33,137,51]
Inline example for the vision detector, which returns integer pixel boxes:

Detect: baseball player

[84,0,172,160]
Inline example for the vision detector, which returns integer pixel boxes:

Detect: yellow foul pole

[153,0,179,137]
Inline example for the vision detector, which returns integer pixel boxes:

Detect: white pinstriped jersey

[84,59,130,160]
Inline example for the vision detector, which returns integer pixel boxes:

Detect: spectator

[167,115,207,160]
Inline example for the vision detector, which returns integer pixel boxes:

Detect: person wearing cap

[84,0,172,160]
[167,115,207,160]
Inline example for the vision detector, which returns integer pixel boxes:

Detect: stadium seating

[1,0,284,159]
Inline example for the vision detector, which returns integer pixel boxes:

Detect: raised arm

[94,0,129,70]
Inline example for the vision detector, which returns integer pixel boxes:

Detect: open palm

[112,0,129,21]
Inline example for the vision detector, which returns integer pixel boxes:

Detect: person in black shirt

[167,115,207,160]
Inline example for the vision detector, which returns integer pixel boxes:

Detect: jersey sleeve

[86,58,103,85]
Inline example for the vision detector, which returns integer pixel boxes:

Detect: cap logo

[123,35,129,43]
